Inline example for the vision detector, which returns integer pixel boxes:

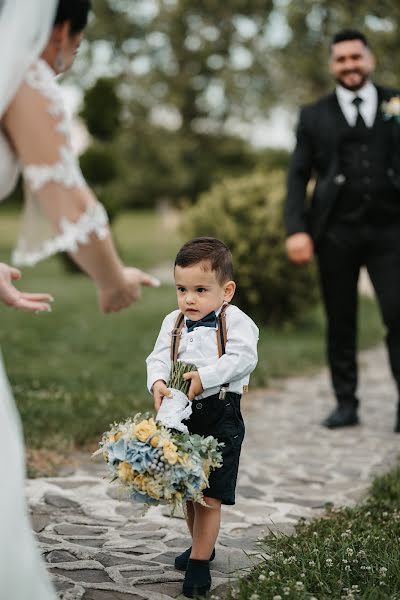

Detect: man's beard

[336,71,369,91]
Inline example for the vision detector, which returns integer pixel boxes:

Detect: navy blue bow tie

[186,311,217,333]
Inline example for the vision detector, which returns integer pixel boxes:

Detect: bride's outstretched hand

[0,263,53,312]
[99,267,160,314]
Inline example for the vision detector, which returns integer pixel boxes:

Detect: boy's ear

[223,281,236,302]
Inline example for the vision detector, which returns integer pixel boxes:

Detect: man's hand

[0,263,53,312]
[99,267,160,314]
[286,233,314,264]
[152,379,172,411]
[183,371,204,401]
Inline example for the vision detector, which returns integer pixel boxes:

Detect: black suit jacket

[284,84,400,242]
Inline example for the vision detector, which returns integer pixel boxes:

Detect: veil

[0,0,56,117]
[0,0,56,201]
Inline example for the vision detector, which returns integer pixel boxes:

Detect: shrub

[182,171,318,326]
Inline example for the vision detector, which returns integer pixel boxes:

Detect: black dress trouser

[317,221,400,406]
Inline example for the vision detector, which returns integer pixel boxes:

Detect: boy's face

[174,262,236,321]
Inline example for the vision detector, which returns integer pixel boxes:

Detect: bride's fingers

[20,292,54,302]
[15,297,52,312]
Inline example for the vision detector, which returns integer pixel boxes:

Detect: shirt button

[189,337,193,343]
[196,402,203,410]
[362,159,370,168]
[361,144,368,152]
[364,193,371,201]
[364,176,371,184]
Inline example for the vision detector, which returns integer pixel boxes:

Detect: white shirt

[336,81,378,128]
[146,304,259,399]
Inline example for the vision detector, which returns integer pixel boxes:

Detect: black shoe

[322,405,359,429]
[182,559,211,598]
[175,547,216,571]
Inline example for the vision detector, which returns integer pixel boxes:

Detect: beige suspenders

[170,304,230,399]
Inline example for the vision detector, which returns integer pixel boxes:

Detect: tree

[71,0,277,211]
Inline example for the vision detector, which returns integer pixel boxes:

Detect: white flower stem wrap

[156,388,192,433]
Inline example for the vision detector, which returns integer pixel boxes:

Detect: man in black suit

[285,29,400,432]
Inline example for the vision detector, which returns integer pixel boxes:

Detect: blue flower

[125,440,158,473]
[105,437,127,464]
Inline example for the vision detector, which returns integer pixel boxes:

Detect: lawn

[0,208,385,455]
[228,463,400,599]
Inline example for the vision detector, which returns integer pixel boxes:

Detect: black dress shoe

[182,559,211,598]
[175,546,215,571]
[322,406,359,429]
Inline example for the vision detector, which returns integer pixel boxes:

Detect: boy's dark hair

[331,29,369,51]
[175,237,234,284]
[54,0,91,35]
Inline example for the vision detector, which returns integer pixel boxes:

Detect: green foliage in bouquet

[167,361,197,397]
[182,171,319,326]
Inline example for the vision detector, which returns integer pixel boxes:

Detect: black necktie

[352,96,367,129]
[186,311,217,333]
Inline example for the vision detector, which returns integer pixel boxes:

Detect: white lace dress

[0,58,110,599]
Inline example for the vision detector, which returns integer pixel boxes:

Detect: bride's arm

[3,62,158,312]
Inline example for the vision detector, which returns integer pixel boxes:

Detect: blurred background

[1,0,397,473]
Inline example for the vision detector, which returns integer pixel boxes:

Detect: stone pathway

[27,346,400,600]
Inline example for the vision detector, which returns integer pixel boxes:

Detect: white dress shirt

[146,304,259,400]
[336,81,378,128]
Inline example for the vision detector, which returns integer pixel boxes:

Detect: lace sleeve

[4,59,109,267]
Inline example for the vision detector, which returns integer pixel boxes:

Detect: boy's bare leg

[190,497,221,560]
[185,501,195,537]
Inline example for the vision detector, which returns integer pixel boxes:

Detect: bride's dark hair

[54,0,91,35]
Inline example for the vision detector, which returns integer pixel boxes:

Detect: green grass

[228,464,400,600]
[0,209,385,452]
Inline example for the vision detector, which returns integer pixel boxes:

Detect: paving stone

[94,553,152,568]
[82,591,143,600]
[46,550,78,563]
[30,512,52,532]
[135,582,183,598]
[44,494,82,510]
[49,568,113,584]
[37,535,62,546]
[236,485,264,499]
[65,538,106,548]
[54,525,107,536]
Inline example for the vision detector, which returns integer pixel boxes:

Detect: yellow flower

[144,480,161,500]
[108,431,123,443]
[150,434,161,448]
[118,461,134,482]
[163,439,178,465]
[133,473,147,490]
[178,453,190,466]
[133,418,158,442]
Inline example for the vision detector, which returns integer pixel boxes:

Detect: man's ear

[224,281,236,302]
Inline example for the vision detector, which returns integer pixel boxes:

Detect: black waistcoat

[332,113,400,224]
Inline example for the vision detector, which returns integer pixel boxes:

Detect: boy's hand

[152,379,172,411]
[183,371,204,401]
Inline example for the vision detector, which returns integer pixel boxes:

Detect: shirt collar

[336,80,376,105]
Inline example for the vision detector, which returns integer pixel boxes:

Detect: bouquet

[95,362,223,509]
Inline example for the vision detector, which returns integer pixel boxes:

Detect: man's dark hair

[54,0,91,35]
[175,237,234,284]
[331,29,369,50]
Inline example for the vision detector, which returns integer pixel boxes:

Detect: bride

[0,1,158,597]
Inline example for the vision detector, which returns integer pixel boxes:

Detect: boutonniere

[382,96,400,123]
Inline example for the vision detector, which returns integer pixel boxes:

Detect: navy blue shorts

[185,392,245,505]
